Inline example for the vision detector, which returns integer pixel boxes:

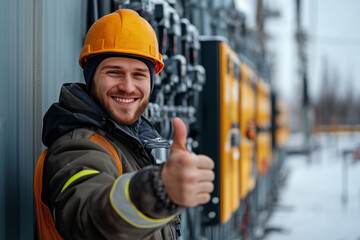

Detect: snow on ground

[265,132,360,240]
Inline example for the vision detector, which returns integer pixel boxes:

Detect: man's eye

[134,73,147,78]
[107,71,120,75]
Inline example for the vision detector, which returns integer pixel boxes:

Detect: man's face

[92,57,151,125]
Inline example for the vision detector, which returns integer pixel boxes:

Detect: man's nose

[117,75,136,93]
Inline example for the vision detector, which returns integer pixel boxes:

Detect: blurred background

[1,0,359,239]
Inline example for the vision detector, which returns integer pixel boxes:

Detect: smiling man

[34,9,214,240]
[91,57,152,125]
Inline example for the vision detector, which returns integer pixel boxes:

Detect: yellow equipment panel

[275,100,290,147]
[199,38,240,225]
[219,43,241,214]
[255,79,272,176]
[239,63,257,199]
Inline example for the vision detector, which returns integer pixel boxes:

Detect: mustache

[109,90,143,97]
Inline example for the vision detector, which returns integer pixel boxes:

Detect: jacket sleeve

[42,129,183,240]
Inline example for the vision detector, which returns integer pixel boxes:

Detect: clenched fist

[161,117,215,207]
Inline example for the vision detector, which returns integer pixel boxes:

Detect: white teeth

[114,97,135,103]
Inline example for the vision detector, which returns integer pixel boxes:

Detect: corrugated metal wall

[41,0,85,113]
[0,0,85,238]
[0,2,6,238]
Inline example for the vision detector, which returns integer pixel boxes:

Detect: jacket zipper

[170,221,176,240]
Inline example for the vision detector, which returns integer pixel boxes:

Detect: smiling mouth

[112,97,138,103]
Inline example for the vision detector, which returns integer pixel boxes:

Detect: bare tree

[314,57,360,126]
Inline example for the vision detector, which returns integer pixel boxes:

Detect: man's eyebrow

[101,65,122,70]
[134,67,149,72]
[101,65,148,72]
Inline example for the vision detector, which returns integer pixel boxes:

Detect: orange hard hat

[79,9,164,74]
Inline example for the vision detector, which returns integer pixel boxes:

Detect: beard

[106,97,149,125]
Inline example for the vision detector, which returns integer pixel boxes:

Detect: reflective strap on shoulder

[90,133,123,175]
[61,170,100,193]
[110,173,175,229]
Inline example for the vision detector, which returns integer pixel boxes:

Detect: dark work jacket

[41,83,182,239]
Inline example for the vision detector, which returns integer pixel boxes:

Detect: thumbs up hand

[161,118,215,207]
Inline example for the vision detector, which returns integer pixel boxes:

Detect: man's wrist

[128,165,183,219]
[151,163,180,212]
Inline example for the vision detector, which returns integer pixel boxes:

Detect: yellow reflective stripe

[110,173,174,228]
[61,170,100,192]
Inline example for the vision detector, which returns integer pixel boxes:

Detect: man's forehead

[100,57,148,68]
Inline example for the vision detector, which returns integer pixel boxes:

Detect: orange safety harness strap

[34,133,123,239]
[89,133,123,175]
[34,149,62,240]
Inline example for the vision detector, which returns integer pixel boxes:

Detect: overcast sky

[304,0,360,100]
[236,0,360,106]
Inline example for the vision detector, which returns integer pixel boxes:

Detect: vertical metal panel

[0,115,4,240]
[0,0,6,237]
[20,0,36,237]
[199,40,221,225]
[1,0,35,238]
[41,0,84,114]
[33,0,43,160]
[0,0,84,238]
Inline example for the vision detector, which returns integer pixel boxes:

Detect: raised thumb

[172,117,188,151]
